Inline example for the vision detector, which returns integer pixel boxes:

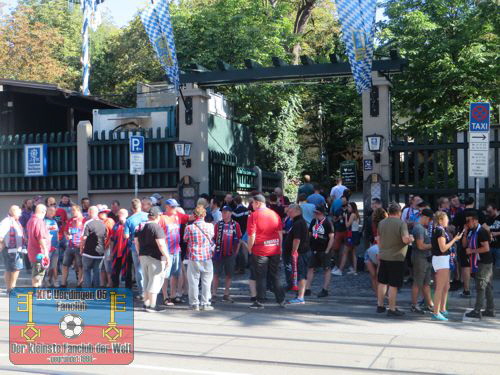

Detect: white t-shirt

[0,217,24,251]
[212,209,222,223]
[330,185,348,201]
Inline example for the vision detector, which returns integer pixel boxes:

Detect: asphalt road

[1,282,499,375]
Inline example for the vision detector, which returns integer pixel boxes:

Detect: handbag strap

[194,222,213,244]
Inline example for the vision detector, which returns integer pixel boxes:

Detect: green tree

[379,0,499,136]
[0,5,67,84]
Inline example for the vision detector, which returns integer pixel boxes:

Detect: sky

[2,1,386,27]
[2,0,146,27]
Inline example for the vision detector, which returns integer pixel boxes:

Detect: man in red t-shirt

[247,194,285,309]
[27,204,50,287]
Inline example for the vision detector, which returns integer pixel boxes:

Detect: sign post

[468,102,490,208]
[129,136,145,198]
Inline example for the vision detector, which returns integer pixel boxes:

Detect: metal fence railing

[0,132,77,192]
[89,128,179,190]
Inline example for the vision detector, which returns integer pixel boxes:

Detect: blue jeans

[131,244,143,294]
[82,256,101,288]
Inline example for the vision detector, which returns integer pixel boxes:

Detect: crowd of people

[0,178,497,319]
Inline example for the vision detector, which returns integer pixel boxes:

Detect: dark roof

[0,79,121,109]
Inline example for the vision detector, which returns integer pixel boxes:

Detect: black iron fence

[89,128,179,190]
[390,127,500,207]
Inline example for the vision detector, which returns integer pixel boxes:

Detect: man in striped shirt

[212,206,242,302]
[183,205,215,311]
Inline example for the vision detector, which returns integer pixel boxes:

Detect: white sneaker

[347,268,357,275]
[331,267,342,276]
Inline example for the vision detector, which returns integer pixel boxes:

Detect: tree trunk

[292,0,317,64]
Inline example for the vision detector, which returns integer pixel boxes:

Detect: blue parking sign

[469,102,490,132]
[130,136,144,153]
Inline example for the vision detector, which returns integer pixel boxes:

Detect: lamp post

[366,133,384,163]
[175,141,192,168]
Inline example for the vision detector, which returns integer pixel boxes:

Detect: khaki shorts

[140,255,166,294]
[31,262,46,281]
[412,255,432,287]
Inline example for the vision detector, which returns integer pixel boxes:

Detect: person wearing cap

[159,198,190,305]
[183,205,215,311]
[212,205,242,303]
[97,205,115,288]
[0,205,25,293]
[247,194,285,309]
[410,208,435,313]
[135,207,170,313]
[305,205,334,298]
[80,206,106,288]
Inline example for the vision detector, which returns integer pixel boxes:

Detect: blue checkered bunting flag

[141,0,180,92]
[335,0,377,93]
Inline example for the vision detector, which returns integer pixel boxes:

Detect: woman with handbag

[183,205,215,311]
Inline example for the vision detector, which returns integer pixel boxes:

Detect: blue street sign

[469,102,490,132]
[24,144,48,177]
[364,159,373,171]
[130,136,144,153]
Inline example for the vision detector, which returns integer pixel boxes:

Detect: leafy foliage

[379,0,499,136]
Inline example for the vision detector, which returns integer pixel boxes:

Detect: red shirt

[54,208,68,241]
[159,212,189,255]
[110,222,127,258]
[27,216,50,263]
[66,216,85,248]
[247,208,282,256]
[102,217,116,248]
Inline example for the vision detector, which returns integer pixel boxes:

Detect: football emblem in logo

[59,314,84,339]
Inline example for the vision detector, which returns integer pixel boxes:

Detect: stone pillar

[362,72,392,207]
[178,84,211,194]
[77,120,92,201]
[253,166,263,193]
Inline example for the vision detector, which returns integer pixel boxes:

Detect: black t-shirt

[486,214,500,248]
[333,207,348,232]
[466,225,492,264]
[431,227,451,256]
[232,204,249,234]
[137,222,166,260]
[82,219,106,257]
[309,217,333,252]
[284,215,309,255]
[269,203,285,219]
[453,208,486,231]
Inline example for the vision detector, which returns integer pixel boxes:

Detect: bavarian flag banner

[9,288,134,365]
[335,0,377,93]
[141,0,180,92]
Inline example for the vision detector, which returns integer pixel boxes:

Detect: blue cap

[165,199,179,207]
[221,205,233,212]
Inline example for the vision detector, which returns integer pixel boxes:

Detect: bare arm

[247,233,256,254]
[437,233,462,253]
[292,238,301,255]
[415,238,432,251]
[346,213,355,228]
[325,232,335,254]
[466,240,490,255]
[155,238,170,264]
